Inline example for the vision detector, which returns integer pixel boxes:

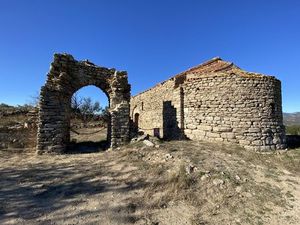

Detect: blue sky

[0,0,299,112]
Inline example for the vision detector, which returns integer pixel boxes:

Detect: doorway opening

[69,85,110,153]
[134,113,140,129]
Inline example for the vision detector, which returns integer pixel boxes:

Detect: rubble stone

[143,139,155,147]
[130,57,286,151]
[37,53,131,154]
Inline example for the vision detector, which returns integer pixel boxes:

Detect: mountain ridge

[283,112,300,125]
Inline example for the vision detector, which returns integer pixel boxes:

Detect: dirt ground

[0,129,299,225]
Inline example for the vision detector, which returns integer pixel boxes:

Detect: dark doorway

[134,113,140,129]
[162,101,185,140]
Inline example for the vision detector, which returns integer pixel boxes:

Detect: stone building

[130,57,286,151]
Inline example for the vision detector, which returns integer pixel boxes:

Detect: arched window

[134,113,140,128]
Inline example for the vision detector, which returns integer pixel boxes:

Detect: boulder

[143,139,154,147]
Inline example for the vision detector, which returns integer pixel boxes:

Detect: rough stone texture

[131,57,286,151]
[37,53,131,154]
[130,79,184,140]
[0,109,38,150]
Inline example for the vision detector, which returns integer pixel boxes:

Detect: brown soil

[0,129,299,225]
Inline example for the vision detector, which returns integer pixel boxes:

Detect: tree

[80,97,102,116]
[71,96,103,121]
[99,106,110,124]
[71,94,83,114]
[28,92,40,107]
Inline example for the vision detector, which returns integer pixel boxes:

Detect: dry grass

[0,114,27,127]
[123,141,300,225]
[0,127,299,224]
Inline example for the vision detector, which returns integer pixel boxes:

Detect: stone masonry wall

[37,53,131,154]
[183,73,286,151]
[130,58,286,151]
[130,79,184,139]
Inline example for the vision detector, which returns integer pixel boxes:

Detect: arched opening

[68,85,110,153]
[134,113,139,128]
[37,53,131,154]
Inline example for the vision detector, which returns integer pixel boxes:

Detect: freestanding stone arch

[37,53,131,154]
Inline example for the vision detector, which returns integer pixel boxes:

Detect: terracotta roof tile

[175,57,236,76]
[133,57,271,97]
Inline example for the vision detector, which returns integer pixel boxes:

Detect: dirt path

[0,150,144,225]
[0,140,299,225]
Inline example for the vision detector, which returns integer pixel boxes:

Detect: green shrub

[286,125,300,135]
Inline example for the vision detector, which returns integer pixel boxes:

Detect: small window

[270,103,275,115]
[141,102,144,111]
[134,113,139,128]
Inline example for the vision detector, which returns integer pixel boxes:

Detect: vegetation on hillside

[0,103,35,115]
[286,125,300,135]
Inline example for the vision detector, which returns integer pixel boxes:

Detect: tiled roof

[174,57,267,78]
[175,57,237,77]
[133,57,271,97]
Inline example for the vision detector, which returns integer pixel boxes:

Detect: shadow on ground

[287,135,300,149]
[66,140,109,154]
[0,152,148,224]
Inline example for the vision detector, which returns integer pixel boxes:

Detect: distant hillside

[283,112,300,125]
[0,103,35,116]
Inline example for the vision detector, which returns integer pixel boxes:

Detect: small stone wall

[37,53,131,154]
[0,110,38,150]
[0,126,37,150]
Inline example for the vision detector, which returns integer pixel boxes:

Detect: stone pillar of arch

[37,53,131,154]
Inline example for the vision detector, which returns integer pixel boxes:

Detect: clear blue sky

[0,0,299,112]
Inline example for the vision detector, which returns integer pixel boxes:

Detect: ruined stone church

[37,54,286,154]
[130,57,286,151]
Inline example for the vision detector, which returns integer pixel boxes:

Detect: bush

[286,125,300,135]
[71,95,109,123]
